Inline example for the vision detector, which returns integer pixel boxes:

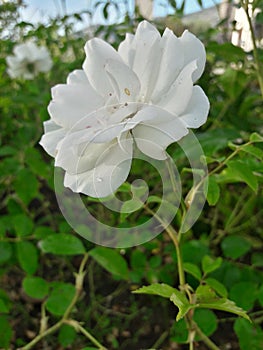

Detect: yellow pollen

[124,88,131,96]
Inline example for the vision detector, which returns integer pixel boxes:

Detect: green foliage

[46,283,76,316]
[22,276,49,299]
[0,0,262,349]
[39,233,86,255]
[89,247,129,280]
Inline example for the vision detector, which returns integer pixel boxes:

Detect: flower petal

[63,135,133,198]
[48,69,103,129]
[179,86,210,128]
[118,33,136,67]
[156,60,197,116]
[133,117,188,160]
[39,127,66,157]
[131,20,162,101]
[151,28,184,101]
[105,59,141,103]
[180,30,206,82]
[83,38,122,98]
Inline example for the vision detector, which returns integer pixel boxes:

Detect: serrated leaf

[221,235,251,259]
[89,247,129,280]
[22,276,49,299]
[0,315,12,348]
[170,292,192,321]
[234,318,263,350]
[229,282,258,311]
[205,278,228,298]
[46,283,75,316]
[202,255,222,275]
[39,234,85,255]
[0,300,9,313]
[194,285,250,321]
[13,214,34,236]
[194,309,217,338]
[59,324,77,347]
[133,283,177,298]
[133,284,191,321]
[226,160,258,192]
[240,144,263,160]
[16,241,38,275]
[207,175,220,206]
[183,262,202,280]
[13,168,39,205]
[249,132,263,142]
[0,242,12,264]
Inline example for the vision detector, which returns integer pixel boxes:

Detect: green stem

[19,253,105,350]
[243,0,263,98]
[18,321,63,350]
[144,205,186,287]
[194,323,220,350]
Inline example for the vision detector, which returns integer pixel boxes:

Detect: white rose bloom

[40,21,209,198]
[6,41,52,79]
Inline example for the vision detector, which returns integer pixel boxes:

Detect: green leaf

[207,175,220,206]
[58,324,77,347]
[234,318,263,350]
[183,262,202,281]
[22,276,49,300]
[229,282,258,311]
[240,144,263,160]
[170,292,192,321]
[0,316,12,349]
[252,253,263,267]
[205,278,228,298]
[202,255,222,275]
[194,286,250,321]
[16,241,38,275]
[221,236,251,260]
[89,247,129,280]
[133,283,177,298]
[170,318,188,343]
[249,132,263,143]
[0,242,12,264]
[46,283,75,316]
[226,160,258,192]
[194,309,217,338]
[131,250,147,269]
[0,300,9,313]
[13,168,39,205]
[13,214,34,236]
[133,284,192,321]
[39,234,85,255]
[182,240,209,265]
[258,284,263,307]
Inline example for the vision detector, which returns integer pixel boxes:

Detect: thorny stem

[242,0,263,97]
[18,253,106,350]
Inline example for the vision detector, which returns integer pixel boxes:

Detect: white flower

[6,41,52,79]
[40,21,209,198]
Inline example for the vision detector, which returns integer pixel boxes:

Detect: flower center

[26,62,35,73]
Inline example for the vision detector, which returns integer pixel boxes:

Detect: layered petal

[63,134,133,198]
[156,60,197,115]
[180,31,206,82]
[130,21,162,101]
[105,59,141,103]
[179,86,210,128]
[151,28,184,101]
[83,38,122,98]
[133,112,188,160]
[118,33,136,67]
[39,127,66,157]
[48,69,104,129]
